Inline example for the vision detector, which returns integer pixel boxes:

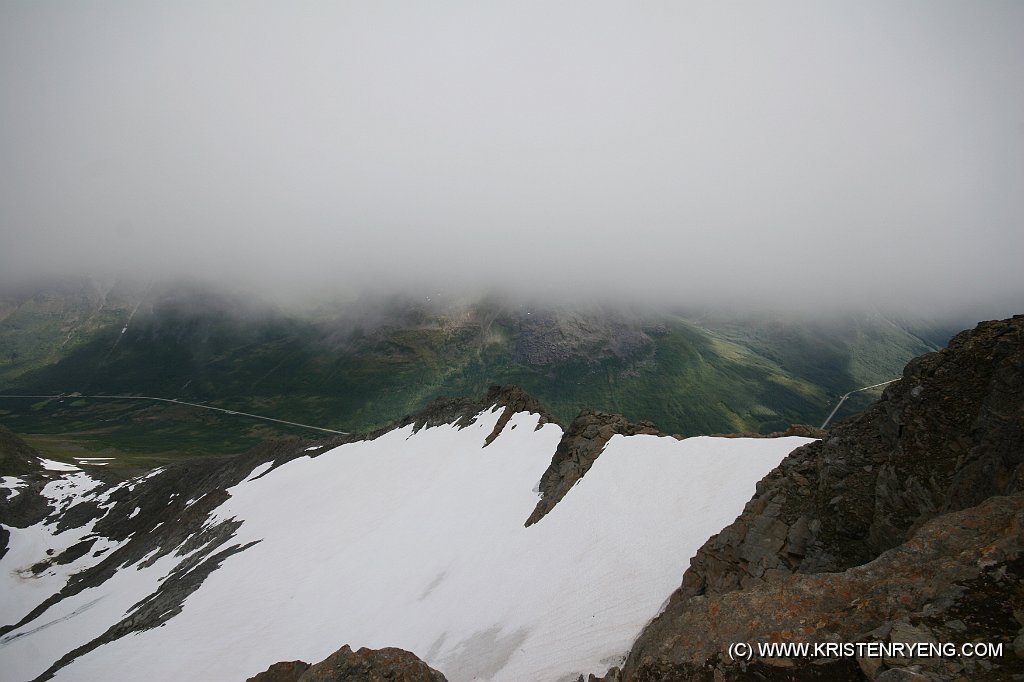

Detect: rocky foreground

[247,645,448,682]
[587,315,1024,681]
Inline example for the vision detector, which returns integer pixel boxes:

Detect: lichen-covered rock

[247,645,447,682]
[623,494,1024,681]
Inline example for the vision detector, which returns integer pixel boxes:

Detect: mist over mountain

[2,2,1022,317]
[0,277,969,469]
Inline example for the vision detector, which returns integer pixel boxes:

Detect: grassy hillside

[0,280,956,464]
[0,278,141,385]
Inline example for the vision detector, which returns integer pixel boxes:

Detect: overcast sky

[1,1,1021,314]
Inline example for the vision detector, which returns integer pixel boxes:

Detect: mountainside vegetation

[0,278,958,465]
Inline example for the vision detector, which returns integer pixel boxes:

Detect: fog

[1,1,1021,317]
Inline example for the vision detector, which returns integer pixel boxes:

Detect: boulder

[247,645,447,682]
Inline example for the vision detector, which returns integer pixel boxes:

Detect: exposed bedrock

[526,410,667,526]
[246,644,448,682]
[378,383,557,445]
[591,315,1024,681]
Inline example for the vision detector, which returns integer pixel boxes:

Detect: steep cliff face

[608,315,1024,681]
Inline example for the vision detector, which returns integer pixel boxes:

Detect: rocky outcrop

[246,661,310,682]
[509,310,654,367]
[0,424,44,479]
[601,315,1024,681]
[526,410,666,526]
[617,494,1024,681]
[382,384,557,442]
[0,428,51,533]
[247,645,447,682]
[711,424,827,439]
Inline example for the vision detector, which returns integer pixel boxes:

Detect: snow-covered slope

[0,407,812,682]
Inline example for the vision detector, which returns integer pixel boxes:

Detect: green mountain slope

[0,280,957,462]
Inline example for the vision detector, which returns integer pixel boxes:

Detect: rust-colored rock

[247,660,310,682]
[247,645,447,682]
[625,494,1024,680]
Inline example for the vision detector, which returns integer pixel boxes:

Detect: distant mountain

[0,278,959,463]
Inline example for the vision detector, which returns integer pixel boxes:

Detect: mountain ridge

[0,383,810,681]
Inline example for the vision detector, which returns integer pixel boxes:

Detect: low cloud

[2,2,1021,319]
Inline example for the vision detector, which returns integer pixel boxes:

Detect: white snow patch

[39,458,80,472]
[2,522,95,623]
[128,507,140,520]
[242,462,273,482]
[87,535,124,560]
[92,482,128,509]
[27,408,812,682]
[38,473,103,516]
[0,549,181,682]
[1,476,27,496]
[0,470,121,636]
[303,445,323,451]
[140,467,166,481]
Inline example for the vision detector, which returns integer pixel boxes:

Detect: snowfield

[1,408,812,682]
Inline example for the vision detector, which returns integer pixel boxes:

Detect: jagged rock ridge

[247,644,448,682]
[595,315,1024,681]
[386,383,557,444]
[526,410,666,526]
